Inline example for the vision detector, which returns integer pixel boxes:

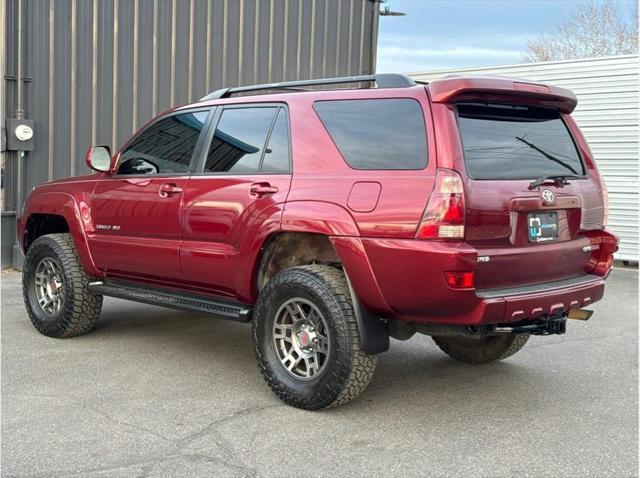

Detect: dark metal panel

[24,0,48,187]
[115,0,134,149]
[208,0,225,93]
[269,0,286,81]
[172,0,190,107]
[337,0,352,76]
[136,0,154,130]
[225,0,241,88]
[52,0,71,180]
[154,0,173,116]
[75,0,95,175]
[298,0,313,80]
[284,0,299,81]
[239,0,257,87]
[190,0,208,100]
[255,0,272,84]
[95,0,114,148]
[2,0,380,268]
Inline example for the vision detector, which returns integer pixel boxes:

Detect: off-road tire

[252,265,377,410]
[22,233,103,338]
[432,333,530,363]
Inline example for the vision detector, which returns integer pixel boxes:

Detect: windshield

[457,103,585,180]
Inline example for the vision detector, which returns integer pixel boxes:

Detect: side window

[313,99,428,170]
[203,107,277,174]
[118,110,208,175]
[261,108,290,173]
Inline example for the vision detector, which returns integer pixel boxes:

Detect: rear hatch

[454,102,604,290]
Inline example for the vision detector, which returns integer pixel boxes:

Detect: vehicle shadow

[89,297,561,416]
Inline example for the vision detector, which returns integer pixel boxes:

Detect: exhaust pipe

[567,308,593,321]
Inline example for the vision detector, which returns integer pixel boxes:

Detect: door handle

[250,183,279,197]
[159,183,183,198]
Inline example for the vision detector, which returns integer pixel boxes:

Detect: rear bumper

[475,275,604,324]
[332,236,610,326]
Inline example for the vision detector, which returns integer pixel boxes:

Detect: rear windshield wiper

[515,136,580,176]
[528,174,582,190]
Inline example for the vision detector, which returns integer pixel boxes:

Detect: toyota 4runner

[18,74,618,409]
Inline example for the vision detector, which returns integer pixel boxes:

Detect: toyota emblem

[541,189,555,204]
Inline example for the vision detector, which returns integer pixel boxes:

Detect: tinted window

[204,107,276,173]
[457,103,584,180]
[261,109,290,173]
[313,99,427,170]
[118,111,208,175]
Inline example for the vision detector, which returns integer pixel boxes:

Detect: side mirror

[85,146,112,173]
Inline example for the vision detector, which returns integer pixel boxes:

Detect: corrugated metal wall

[1,0,380,267]
[411,55,639,262]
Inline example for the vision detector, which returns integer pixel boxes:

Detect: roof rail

[199,73,416,101]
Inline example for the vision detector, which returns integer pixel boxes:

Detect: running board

[88,280,252,322]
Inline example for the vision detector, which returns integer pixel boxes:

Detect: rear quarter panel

[285,86,438,239]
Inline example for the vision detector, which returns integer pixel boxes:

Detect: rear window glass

[457,103,584,180]
[314,99,427,170]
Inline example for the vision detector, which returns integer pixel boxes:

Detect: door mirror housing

[85,146,113,172]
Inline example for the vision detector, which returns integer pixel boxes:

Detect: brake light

[585,231,618,276]
[444,271,474,289]
[416,169,465,240]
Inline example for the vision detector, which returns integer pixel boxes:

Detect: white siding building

[410,55,639,262]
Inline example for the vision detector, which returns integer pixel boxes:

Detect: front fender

[19,190,101,277]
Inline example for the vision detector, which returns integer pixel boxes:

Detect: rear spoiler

[427,75,577,113]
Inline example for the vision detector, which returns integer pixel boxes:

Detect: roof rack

[199,73,416,101]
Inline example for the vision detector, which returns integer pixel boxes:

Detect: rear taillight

[584,230,618,276]
[416,169,465,240]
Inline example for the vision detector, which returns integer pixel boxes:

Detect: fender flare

[20,190,101,277]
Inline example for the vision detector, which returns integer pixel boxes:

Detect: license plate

[528,212,558,243]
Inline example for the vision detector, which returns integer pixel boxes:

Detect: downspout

[15,0,25,215]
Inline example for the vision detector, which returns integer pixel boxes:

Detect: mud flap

[346,275,390,354]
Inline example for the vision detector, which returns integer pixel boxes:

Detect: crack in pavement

[7,404,282,478]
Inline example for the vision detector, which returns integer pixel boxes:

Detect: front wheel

[252,265,377,410]
[22,233,103,338]
[432,333,530,363]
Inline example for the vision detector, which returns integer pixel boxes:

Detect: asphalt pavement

[1,268,638,477]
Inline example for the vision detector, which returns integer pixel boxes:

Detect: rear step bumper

[478,274,605,324]
[476,275,601,299]
[88,280,253,322]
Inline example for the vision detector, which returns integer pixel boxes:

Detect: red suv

[17,74,618,409]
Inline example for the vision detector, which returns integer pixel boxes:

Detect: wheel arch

[19,191,101,277]
[251,231,390,354]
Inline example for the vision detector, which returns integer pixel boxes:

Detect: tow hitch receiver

[493,314,567,336]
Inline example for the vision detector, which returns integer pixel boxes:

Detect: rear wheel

[22,233,103,338]
[432,333,530,363]
[252,265,377,410]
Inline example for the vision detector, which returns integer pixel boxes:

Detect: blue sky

[376,0,636,73]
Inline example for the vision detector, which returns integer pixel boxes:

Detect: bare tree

[525,0,639,62]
